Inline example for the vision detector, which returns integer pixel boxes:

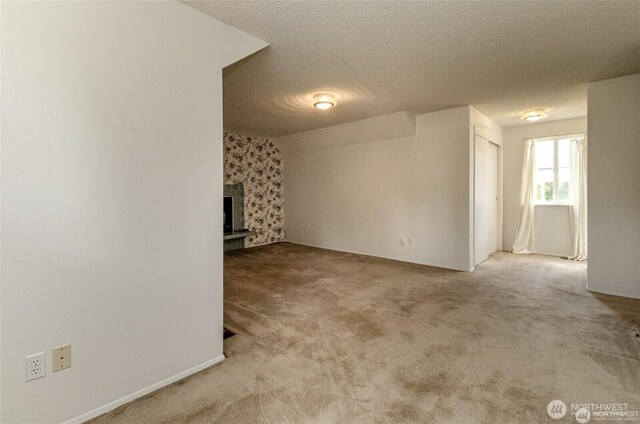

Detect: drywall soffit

[274,110,416,155]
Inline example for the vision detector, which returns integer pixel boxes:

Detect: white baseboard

[284,239,469,272]
[531,250,571,258]
[62,354,225,424]
[587,287,640,300]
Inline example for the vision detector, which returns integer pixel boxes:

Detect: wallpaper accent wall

[223,133,284,247]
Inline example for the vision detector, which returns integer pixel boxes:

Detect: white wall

[587,73,640,299]
[0,2,266,423]
[278,106,501,272]
[502,117,588,256]
[531,205,574,256]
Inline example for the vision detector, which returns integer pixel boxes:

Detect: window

[533,135,578,204]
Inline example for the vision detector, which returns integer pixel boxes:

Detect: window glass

[558,167,570,202]
[558,139,571,168]
[534,140,554,203]
[532,135,581,204]
[536,140,554,170]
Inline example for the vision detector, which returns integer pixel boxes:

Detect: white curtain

[512,139,536,253]
[569,135,587,260]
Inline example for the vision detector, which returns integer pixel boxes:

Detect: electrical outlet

[53,344,71,372]
[26,352,46,381]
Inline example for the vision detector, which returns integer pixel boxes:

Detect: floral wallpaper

[223,133,284,247]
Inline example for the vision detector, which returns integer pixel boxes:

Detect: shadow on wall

[224,133,284,246]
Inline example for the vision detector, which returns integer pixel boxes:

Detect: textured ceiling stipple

[184,1,640,138]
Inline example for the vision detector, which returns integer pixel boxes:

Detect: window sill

[534,204,572,207]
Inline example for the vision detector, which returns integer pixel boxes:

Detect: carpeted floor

[91,242,640,423]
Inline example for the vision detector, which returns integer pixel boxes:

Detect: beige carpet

[91,243,640,423]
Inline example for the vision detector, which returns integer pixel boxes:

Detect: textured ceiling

[185,1,640,138]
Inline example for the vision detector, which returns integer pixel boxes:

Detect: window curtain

[512,139,536,253]
[569,135,587,260]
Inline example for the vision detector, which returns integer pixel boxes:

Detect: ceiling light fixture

[521,109,548,122]
[313,94,336,110]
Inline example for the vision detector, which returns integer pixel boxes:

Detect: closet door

[474,135,498,266]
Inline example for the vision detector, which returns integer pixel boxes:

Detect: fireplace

[223,183,254,251]
[223,196,233,233]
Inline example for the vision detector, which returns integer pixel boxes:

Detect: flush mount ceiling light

[313,94,336,110]
[521,109,549,122]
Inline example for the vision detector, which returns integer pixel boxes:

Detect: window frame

[532,134,582,205]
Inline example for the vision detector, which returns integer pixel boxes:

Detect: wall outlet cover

[53,344,71,372]
[26,352,46,381]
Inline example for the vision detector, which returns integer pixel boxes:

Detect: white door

[474,135,498,266]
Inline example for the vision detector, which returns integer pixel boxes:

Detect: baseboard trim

[587,287,640,300]
[62,354,225,424]
[531,250,572,258]
[284,239,469,272]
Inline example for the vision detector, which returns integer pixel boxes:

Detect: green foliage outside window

[544,183,554,201]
